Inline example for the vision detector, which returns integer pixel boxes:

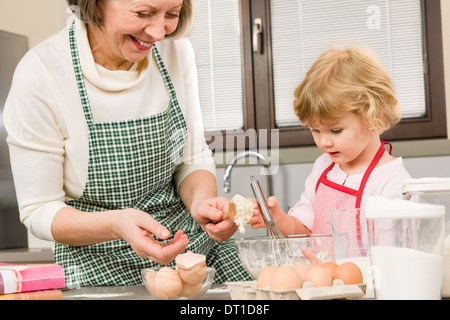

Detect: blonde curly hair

[293,45,401,134]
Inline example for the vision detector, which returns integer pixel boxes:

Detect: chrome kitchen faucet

[223,151,273,196]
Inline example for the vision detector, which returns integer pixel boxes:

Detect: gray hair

[66,0,194,38]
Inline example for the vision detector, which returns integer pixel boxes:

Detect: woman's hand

[52,206,189,265]
[190,197,238,242]
[177,171,235,242]
[114,209,189,265]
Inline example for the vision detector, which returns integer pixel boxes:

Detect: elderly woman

[4,0,252,286]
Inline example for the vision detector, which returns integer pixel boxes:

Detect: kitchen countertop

[62,284,232,300]
[61,285,283,319]
[0,247,54,263]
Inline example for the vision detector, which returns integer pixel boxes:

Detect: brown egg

[146,267,183,299]
[257,265,278,288]
[332,262,363,285]
[305,267,333,287]
[321,261,339,275]
[293,262,313,280]
[270,265,303,290]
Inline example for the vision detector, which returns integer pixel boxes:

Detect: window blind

[270,0,426,128]
[188,0,244,131]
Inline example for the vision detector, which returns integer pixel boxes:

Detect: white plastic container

[403,178,450,297]
[366,196,445,300]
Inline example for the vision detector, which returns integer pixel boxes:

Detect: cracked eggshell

[179,281,203,298]
[180,268,207,286]
[175,251,206,270]
[146,267,183,299]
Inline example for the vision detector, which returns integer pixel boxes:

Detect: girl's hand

[249,196,284,229]
[248,198,265,229]
[300,246,324,267]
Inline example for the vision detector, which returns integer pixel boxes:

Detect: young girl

[250,45,413,236]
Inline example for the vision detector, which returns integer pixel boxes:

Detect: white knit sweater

[3,18,215,242]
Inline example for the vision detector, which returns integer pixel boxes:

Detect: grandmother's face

[94,0,183,68]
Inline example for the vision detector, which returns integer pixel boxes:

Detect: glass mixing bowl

[234,234,334,278]
[142,266,215,300]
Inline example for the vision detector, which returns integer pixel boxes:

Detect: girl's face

[90,0,183,70]
[310,113,381,173]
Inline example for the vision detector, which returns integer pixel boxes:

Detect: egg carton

[225,280,366,300]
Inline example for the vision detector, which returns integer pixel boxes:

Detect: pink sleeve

[288,154,332,231]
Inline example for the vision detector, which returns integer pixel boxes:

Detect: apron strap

[354,141,391,253]
[383,141,393,155]
[355,141,391,208]
[314,141,391,194]
[151,45,178,100]
[68,23,178,125]
[315,162,335,193]
[69,23,94,125]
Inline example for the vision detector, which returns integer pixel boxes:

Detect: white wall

[0,0,69,49]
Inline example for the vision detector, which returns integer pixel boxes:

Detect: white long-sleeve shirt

[3,19,215,242]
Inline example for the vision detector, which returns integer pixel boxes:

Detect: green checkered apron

[54,24,253,287]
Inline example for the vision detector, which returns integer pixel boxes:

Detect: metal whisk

[250,176,307,265]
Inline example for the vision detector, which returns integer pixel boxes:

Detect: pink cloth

[312,182,357,235]
[0,264,65,294]
[288,153,412,231]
